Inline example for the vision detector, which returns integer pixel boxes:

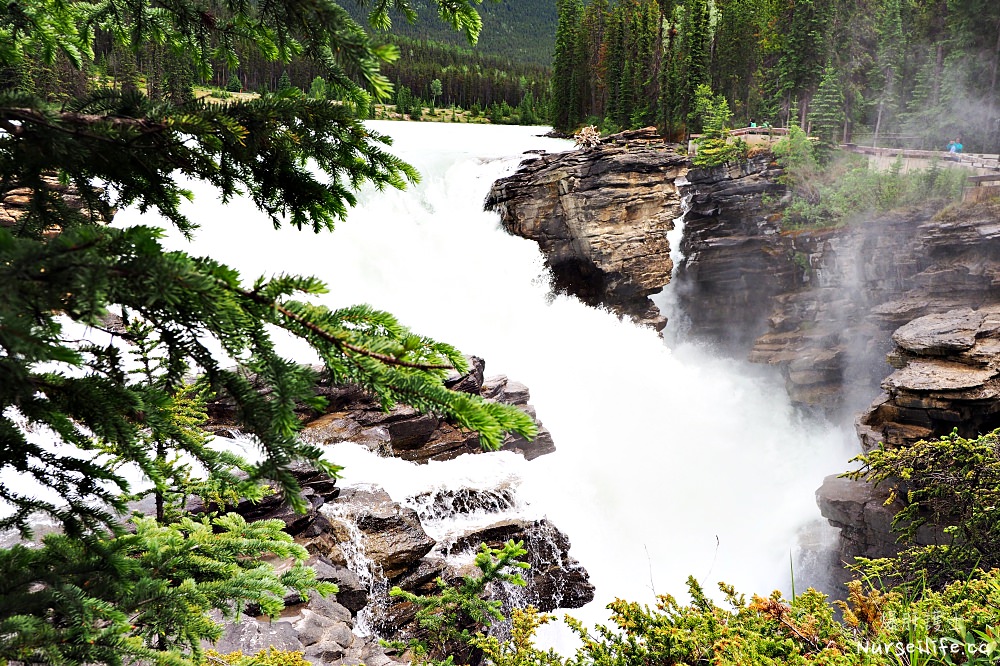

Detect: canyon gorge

[488,129,1000,573]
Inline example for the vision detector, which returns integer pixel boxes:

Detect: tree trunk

[873,99,884,149]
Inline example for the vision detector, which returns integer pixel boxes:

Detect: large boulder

[857,305,1000,452]
[305,486,436,580]
[485,128,686,330]
[446,518,595,612]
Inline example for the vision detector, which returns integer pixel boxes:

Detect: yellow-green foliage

[203,648,311,666]
[848,429,1000,589]
[459,572,1000,666]
[565,578,866,665]
[471,607,563,666]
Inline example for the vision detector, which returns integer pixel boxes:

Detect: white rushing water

[108,121,853,643]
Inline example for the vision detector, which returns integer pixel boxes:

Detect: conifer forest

[552,0,1000,152]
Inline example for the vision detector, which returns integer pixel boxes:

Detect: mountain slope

[351,0,557,66]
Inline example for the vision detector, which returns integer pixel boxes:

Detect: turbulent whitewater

[119,121,851,635]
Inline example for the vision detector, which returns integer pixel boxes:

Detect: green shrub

[204,647,312,666]
[848,429,1000,589]
[388,541,529,665]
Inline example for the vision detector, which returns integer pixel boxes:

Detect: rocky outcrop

[815,475,901,561]
[485,128,686,330]
[207,356,555,463]
[1,176,112,230]
[747,202,1000,413]
[857,306,1000,452]
[306,486,437,581]
[817,304,1000,564]
[815,474,947,562]
[196,356,587,661]
[675,155,791,350]
[211,465,593,663]
[448,518,595,611]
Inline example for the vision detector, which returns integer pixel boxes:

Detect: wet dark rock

[306,487,436,580]
[308,556,369,613]
[676,155,791,350]
[299,358,556,463]
[446,518,595,611]
[392,556,447,595]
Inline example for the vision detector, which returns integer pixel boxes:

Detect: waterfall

[105,122,852,645]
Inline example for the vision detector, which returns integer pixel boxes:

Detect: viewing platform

[841,144,1000,175]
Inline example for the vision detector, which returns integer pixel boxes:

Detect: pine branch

[235,284,454,371]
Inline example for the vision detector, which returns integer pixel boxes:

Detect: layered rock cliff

[485,139,1000,583]
[485,128,686,330]
[687,193,1000,561]
[816,305,1000,561]
[675,155,790,349]
[485,133,790,339]
[858,306,1000,453]
[747,201,1000,415]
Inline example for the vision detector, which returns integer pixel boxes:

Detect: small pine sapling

[387,541,530,664]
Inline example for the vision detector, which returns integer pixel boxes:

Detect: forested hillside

[0,2,555,123]
[345,0,557,66]
[552,0,1000,153]
[382,36,551,115]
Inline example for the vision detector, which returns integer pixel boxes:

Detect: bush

[848,429,1000,589]
[204,648,312,666]
[774,144,968,229]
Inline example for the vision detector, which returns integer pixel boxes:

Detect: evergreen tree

[683,0,711,129]
[308,75,328,99]
[692,84,744,166]
[712,0,768,123]
[809,65,846,150]
[775,0,832,126]
[870,0,903,147]
[580,0,610,119]
[551,0,585,130]
[0,0,537,662]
